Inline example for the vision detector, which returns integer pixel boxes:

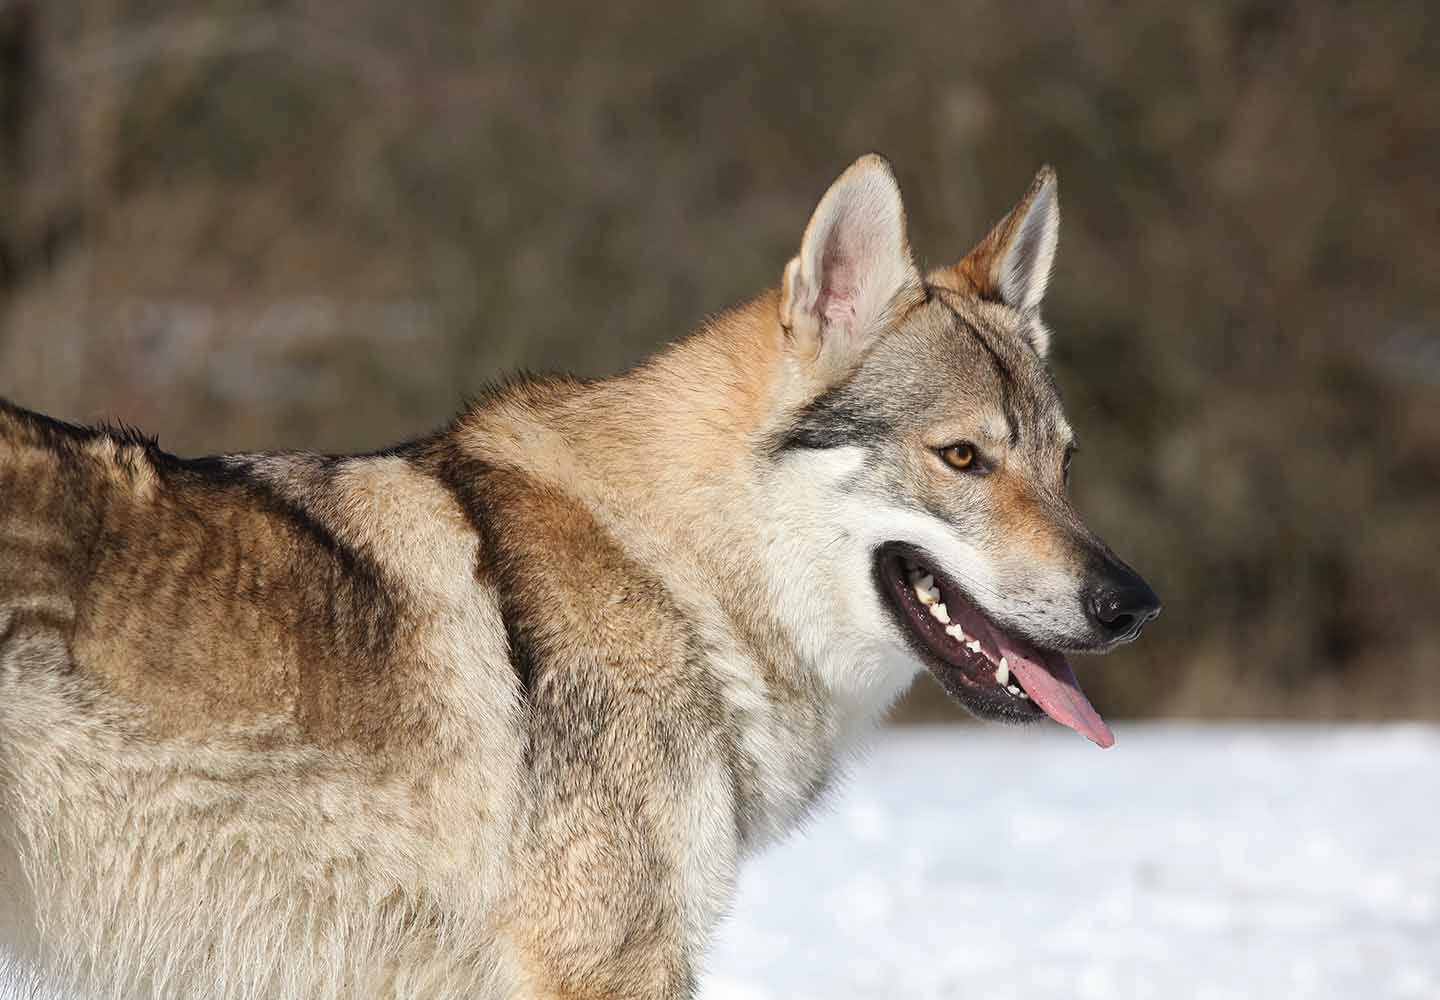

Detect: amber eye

[940,443,977,471]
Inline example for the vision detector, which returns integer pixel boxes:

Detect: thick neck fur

[450,291,910,844]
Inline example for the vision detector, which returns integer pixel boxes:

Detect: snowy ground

[701,724,1440,1000]
[3,724,1437,999]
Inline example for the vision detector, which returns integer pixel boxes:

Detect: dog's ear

[780,154,923,368]
[931,166,1058,354]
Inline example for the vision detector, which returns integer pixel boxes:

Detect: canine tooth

[945,624,965,639]
[929,603,950,624]
[994,659,1009,686]
[915,574,934,592]
[916,586,939,606]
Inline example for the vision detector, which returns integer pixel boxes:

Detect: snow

[4,724,1438,999]
[701,724,1440,1000]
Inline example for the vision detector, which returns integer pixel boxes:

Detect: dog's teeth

[994,659,1009,686]
[1007,684,1022,696]
[929,603,950,624]
[945,624,965,639]
[915,585,939,606]
[967,640,982,654]
[915,573,934,591]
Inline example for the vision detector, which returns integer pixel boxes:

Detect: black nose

[1084,561,1162,643]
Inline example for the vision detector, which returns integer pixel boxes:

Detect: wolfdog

[0,154,1159,998]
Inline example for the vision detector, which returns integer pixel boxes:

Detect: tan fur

[0,156,1154,999]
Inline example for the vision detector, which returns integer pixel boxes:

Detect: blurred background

[1,0,1437,722]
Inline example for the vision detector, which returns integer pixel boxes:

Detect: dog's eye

[940,443,977,471]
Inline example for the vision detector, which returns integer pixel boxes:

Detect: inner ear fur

[780,154,924,369]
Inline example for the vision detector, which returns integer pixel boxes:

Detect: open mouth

[874,544,1114,748]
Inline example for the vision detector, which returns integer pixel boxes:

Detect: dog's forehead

[778,298,1072,457]
[874,296,1071,446]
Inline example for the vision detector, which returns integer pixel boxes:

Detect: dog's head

[765,155,1160,746]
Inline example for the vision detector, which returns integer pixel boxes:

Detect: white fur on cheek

[761,443,1095,693]
[757,447,919,747]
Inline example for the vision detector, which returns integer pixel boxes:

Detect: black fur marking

[769,381,890,455]
[498,602,540,695]
[417,436,766,845]
[962,322,1023,446]
[419,441,537,696]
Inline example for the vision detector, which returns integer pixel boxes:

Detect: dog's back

[0,399,532,996]
[0,390,746,999]
[2,401,410,744]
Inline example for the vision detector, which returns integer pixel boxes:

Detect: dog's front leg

[500,780,735,1000]
[503,890,700,1000]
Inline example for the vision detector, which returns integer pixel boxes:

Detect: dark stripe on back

[0,395,160,453]
[164,452,401,656]
[2,396,392,605]
[3,397,402,657]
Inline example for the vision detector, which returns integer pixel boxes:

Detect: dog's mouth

[874,543,1114,748]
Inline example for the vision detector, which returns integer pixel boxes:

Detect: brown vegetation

[2,0,1437,719]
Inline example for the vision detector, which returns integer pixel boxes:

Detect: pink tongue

[997,640,1114,748]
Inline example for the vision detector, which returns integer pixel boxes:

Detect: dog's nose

[1085,563,1162,643]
